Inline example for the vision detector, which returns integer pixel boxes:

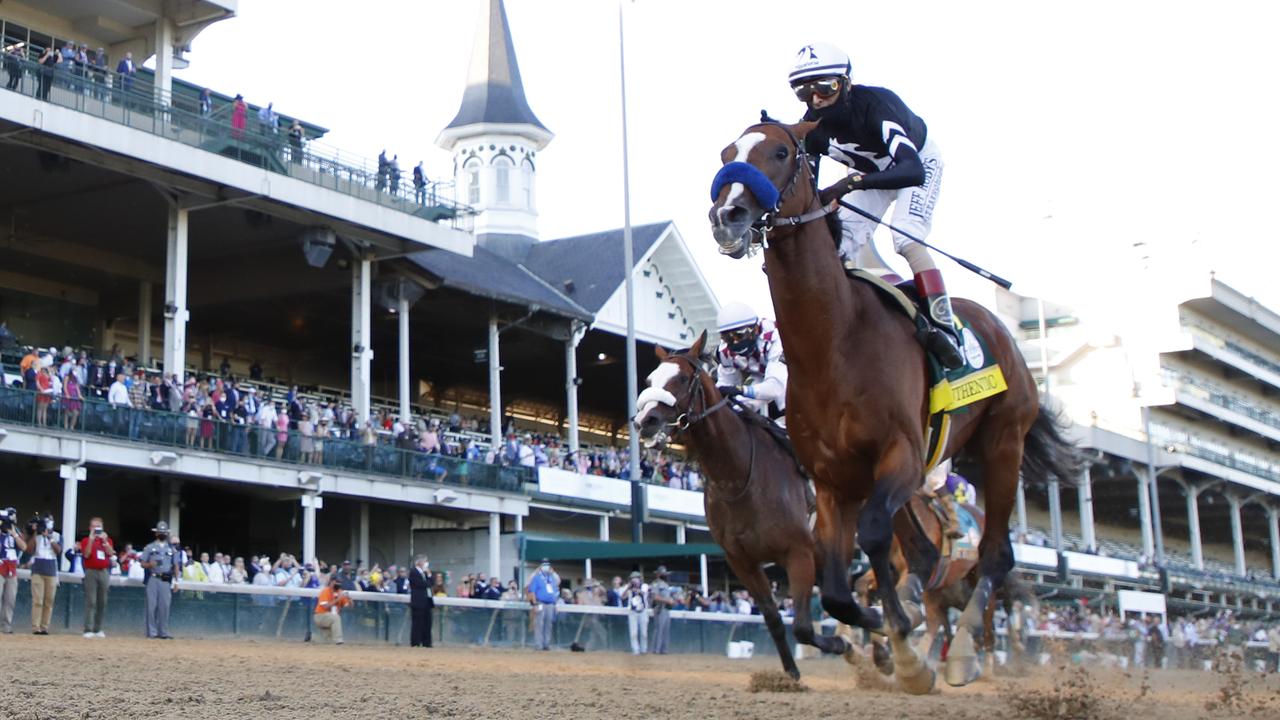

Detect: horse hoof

[872,642,894,676]
[839,637,860,666]
[945,628,982,687]
[896,663,936,695]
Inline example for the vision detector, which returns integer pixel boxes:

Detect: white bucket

[727,640,755,659]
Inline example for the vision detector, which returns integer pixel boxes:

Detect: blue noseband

[710,161,780,210]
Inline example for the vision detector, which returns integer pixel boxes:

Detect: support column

[301,493,320,564]
[152,18,175,102]
[488,313,502,450]
[351,258,373,423]
[1181,480,1205,571]
[585,558,592,581]
[138,281,152,366]
[166,480,182,538]
[1226,493,1246,577]
[1078,465,1096,552]
[358,502,370,567]
[488,512,501,580]
[700,553,709,596]
[675,523,687,545]
[565,323,583,458]
[1047,478,1063,551]
[1015,478,1028,538]
[162,206,189,382]
[59,464,84,568]
[598,515,610,542]
[514,514,523,533]
[398,294,411,424]
[1136,468,1154,561]
[1267,505,1280,581]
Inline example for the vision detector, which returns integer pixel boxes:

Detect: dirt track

[1,633,1277,719]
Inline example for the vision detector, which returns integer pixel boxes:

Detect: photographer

[24,512,61,635]
[622,571,649,655]
[139,520,178,639]
[1,507,27,634]
[313,573,352,645]
[79,517,116,638]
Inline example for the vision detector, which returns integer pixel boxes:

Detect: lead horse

[634,336,849,679]
[708,120,1078,691]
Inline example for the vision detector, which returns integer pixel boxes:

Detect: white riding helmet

[717,302,759,333]
[788,42,851,84]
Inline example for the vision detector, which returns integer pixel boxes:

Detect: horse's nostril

[727,206,748,224]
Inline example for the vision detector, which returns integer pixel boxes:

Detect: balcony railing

[0,55,471,225]
[0,385,531,493]
[1164,368,1280,433]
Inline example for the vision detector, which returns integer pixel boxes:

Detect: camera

[0,507,15,533]
[28,512,54,536]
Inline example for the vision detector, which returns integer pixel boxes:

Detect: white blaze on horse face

[634,361,682,427]
[718,132,768,218]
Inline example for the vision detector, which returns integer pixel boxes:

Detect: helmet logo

[797,45,817,60]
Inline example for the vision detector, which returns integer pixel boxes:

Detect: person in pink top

[274,411,289,460]
[231,94,247,140]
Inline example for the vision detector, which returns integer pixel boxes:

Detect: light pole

[1142,405,1167,567]
[619,0,643,543]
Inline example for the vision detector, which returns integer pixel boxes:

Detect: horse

[633,333,849,680]
[707,119,1079,691]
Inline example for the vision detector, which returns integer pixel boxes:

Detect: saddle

[844,267,1009,472]
[910,497,982,591]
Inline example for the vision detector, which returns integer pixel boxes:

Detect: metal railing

[0,55,471,225]
[1165,368,1280,432]
[0,385,532,492]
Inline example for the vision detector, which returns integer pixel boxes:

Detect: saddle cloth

[922,499,983,591]
[845,268,1008,472]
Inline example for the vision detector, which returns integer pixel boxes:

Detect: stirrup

[915,315,964,369]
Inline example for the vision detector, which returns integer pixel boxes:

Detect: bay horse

[633,334,849,679]
[707,120,1079,691]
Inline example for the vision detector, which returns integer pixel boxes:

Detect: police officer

[140,520,178,639]
[648,565,675,655]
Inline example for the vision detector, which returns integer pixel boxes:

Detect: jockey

[713,302,787,425]
[924,460,964,539]
[789,42,964,370]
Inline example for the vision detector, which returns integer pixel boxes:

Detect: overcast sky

[172,1,1280,330]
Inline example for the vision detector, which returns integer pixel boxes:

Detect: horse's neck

[764,222,862,372]
[685,377,754,496]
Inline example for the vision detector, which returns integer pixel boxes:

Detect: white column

[1227,494,1246,577]
[59,464,83,565]
[488,512,501,580]
[675,523,687,545]
[301,493,319,564]
[1183,481,1204,571]
[1136,468,1154,561]
[488,313,502,449]
[351,258,372,422]
[1266,505,1280,581]
[700,553,709,596]
[1078,465,1096,552]
[585,558,592,581]
[398,295,411,424]
[598,515,609,542]
[162,206,189,383]
[1047,478,1063,551]
[1015,478,1028,538]
[138,281,152,366]
[166,480,182,537]
[566,322,583,457]
[358,502,370,566]
[514,514,523,532]
[153,18,174,102]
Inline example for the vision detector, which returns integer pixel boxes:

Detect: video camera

[26,511,55,536]
[0,507,15,533]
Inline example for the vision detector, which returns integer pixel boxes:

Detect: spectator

[526,559,561,651]
[230,94,247,140]
[288,120,304,164]
[335,560,357,591]
[376,150,388,192]
[115,50,135,95]
[413,161,427,205]
[622,571,649,655]
[198,87,211,116]
[79,517,115,638]
[25,512,61,635]
[313,573,352,645]
[648,565,675,654]
[274,405,289,460]
[432,571,448,597]
[37,46,57,101]
[34,364,53,426]
[409,555,434,648]
[606,576,624,608]
[228,556,248,584]
[256,102,277,136]
[3,45,21,92]
[0,507,27,634]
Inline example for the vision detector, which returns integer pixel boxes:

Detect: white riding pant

[838,137,944,276]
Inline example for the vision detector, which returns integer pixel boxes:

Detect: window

[463,157,481,205]
[522,158,535,208]
[494,156,513,204]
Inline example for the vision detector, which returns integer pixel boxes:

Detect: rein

[744,121,836,242]
[660,354,757,503]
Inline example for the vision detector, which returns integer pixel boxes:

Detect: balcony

[1182,322,1280,391]
[1162,367,1280,443]
[1149,420,1280,488]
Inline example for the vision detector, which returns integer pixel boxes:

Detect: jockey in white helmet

[713,302,787,425]
[789,42,964,370]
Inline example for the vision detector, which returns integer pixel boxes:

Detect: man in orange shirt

[313,573,352,645]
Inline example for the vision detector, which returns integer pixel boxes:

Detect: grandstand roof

[406,245,591,322]
[525,223,671,313]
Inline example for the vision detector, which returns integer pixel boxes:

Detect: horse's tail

[1020,404,1083,487]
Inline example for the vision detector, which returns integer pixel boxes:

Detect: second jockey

[713,302,787,426]
[789,42,964,370]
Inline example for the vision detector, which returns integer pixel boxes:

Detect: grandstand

[0,0,1276,624]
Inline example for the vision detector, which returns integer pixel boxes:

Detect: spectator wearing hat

[649,566,676,654]
[622,571,649,655]
[526,559,560,651]
[313,573,352,645]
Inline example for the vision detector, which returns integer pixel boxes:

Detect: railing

[0,55,471,225]
[1183,321,1280,380]
[0,385,532,493]
[1164,368,1280,432]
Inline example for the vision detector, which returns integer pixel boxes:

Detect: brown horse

[634,334,849,680]
[708,120,1079,690]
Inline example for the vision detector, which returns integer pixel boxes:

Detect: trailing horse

[634,333,848,680]
[707,120,1079,691]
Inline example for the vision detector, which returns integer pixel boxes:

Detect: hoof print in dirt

[747,671,809,693]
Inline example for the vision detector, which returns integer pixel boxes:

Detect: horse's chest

[788,411,870,486]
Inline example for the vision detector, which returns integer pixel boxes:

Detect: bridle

[745,120,837,243]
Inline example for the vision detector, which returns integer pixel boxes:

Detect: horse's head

[708,121,819,258]
[633,330,712,450]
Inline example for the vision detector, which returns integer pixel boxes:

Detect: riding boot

[938,492,964,539]
[913,270,964,370]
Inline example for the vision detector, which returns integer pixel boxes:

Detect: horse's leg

[858,441,936,694]
[918,591,942,662]
[982,589,997,676]
[815,492,880,632]
[727,552,799,680]
[786,545,849,657]
[946,429,1021,687]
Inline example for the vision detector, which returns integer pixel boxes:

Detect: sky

[170,0,1280,330]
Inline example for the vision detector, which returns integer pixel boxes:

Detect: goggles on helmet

[721,327,757,353]
[791,77,842,103]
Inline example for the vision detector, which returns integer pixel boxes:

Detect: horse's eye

[774,147,789,161]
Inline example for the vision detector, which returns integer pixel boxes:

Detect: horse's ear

[791,121,819,140]
[655,345,669,361]
[690,330,708,356]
